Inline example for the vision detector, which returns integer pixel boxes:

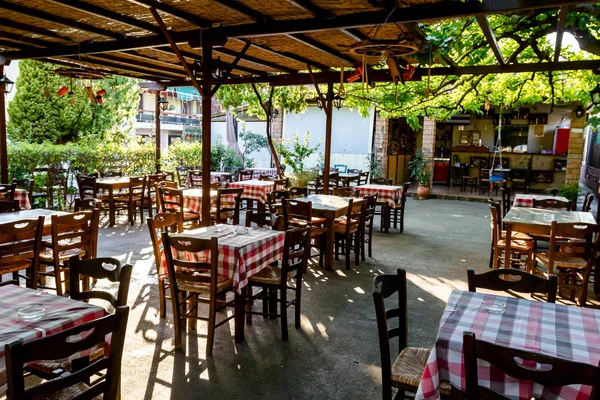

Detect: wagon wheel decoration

[54,68,107,105]
[347,40,420,58]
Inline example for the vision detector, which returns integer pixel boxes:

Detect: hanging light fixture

[575,105,585,118]
[158,96,169,112]
[590,84,600,106]
[0,74,14,94]
[315,97,324,109]
[332,93,345,110]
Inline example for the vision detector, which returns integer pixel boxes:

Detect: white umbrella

[226,107,242,156]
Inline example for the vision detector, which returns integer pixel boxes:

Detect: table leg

[325,217,335,270]
[234,290,245,343]
[257,200,265,214]
[108,187,116,227]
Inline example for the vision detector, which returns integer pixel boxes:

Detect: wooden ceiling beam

[152,47,265,76]
[62,56,176,81]
[0,2,122,40]
[89,54,188,78]
[553,6,568,63]
[475,15,505,65]
[212,46,297,73]
[127,0,212,26]
[0,17,71,41]
[241,41,330,71]
[0,32,48,48]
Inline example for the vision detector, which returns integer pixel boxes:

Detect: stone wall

[373,111,389,174]
[566,110,585,185]
[421,117,436,186]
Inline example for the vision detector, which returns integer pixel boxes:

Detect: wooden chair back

[245,210,282,230]
[532,198,570,210]
[6,306,129,400]
[49,211,99,265]
[0,200,20,213]
[327,172,340,188]
[158,187,184,214]
[467,269,557,303]
[347,168,361,174]
[216,187,243,224]
[359,171,369,185]
[267,189,289,211]
[147,212,184,279]
[239,170,253,181]
[211,181,228,190]
[501,183,511,217]
[74,198,101,212]
[282,198,312,230]
[176,166,193,187]
[333,186,358,197]
[147,173,167,196]
[219,174,233,183]
[127,176,146,203]
[480,168,490,181]
[162,234,219,295]
[363,193,378,228]
[158,170,175,182]
[274,177,288,190]
[488,200,502,244]
[288,186,308,198]
[259,174,272,181]
[545,222,600,273]
[463,331,600,400]
[283,227,311,275]
[69,255,133,309]
[370,178,392,185]
[76,174,96,199]
[583,193,594,212]
[341,198,363,236]
[373,269,409,400]
[0,183,16,202]
[400,181,411,207]
[187,170,203,188]
[0,216,44,286]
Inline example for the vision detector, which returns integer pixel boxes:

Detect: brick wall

[421,117,436,186]
[373,111,389,174]
[566,110,585,185]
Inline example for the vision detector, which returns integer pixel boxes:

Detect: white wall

[4,61,19,123]
[211,120,272,168]
[283,105,374,171]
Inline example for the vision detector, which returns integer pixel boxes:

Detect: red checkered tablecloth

[416,290,600,400]
[513,194,570,209]
[0,285,106,391]
[229,180,274,205]
[246,168,277,178]
[356,184,402,207]
[185,172,231,187]
[161,225,285,292]
[0,189,31,210]
[179,189,219,214]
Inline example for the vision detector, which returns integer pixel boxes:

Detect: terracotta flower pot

[416,184,430,200]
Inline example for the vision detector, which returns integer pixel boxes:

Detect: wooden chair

[245,210,281,229]
[489,201,533,271]
[5,306,129,400]
[239,170,253,181]
[371,177,392,185]
[333,164,347,173]
[459,331,600,400]
[583,193,594,212]
[334,198,363,270]
[176,166,193,187]
[467,269,557,303]
[0,182,16,202]
[326,172,340,193]
[146,172,167,218]
[361,194,378,261]
[74,198,101,212]
[0,200,20,213]
[100,170,122,178]
[388,181,410,233]
[0,217,43,288]
[306,176,322,194]
[359,171,369,185]
[288,186,307,198]
[266,189,289,213]
[213,187,243,225]
[282,198,325,267]
[259,174,272,181]
[501,183,511,217]
[158,187,200,225]
[333,186,358,197]
[532,198,571,210]
[534,221,600,306]
[219,174,233,183]
[48,169,69,209]
[159,170,176,182]
[274,177,288,190]
[373,269,450,400]
[114,176,146,225]
[246,227,311,340]
[76,174,97,200]
[162,234,239,353]
[39,210,99,296]
[210,181,228,190]
[147,212,183,318]
[187,169,203,188]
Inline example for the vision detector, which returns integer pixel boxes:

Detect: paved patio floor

[93,199,598,400]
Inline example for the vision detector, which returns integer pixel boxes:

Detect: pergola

[0,0,598,224]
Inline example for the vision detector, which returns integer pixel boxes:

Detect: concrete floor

[94,199,598,400]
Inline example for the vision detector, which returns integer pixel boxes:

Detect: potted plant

[558,183,581,210]
[409,149,432,200]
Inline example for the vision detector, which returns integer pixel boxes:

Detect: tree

[239,128,268,166]
[8,60,140,144]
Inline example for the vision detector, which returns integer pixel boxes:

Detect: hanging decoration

[44,75,50,98]
[57,86,68,96]
[426,47,432,99]
[403,64,416,81]
[489,105,505,187]
[347,62,363,83]
[53,67,107,106]
[68,78,75,106]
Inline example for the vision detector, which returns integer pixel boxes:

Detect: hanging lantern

[96,95,103,105]
[57,86,69,96]
[575,105,585,118]
[332,93,345,110]
[96,88,106,96]
[590,84,600,106]
[158,96,169,112]
[315,97,324,109]
[402,64,416,81]
[0,74,14,94]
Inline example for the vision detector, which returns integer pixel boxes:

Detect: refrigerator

[553,127,570,155]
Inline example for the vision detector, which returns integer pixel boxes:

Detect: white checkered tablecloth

[513,194,570,209]
[246,168,277,178]
[229,180,274,205]
[416,290,600,400]
[0,285,106,391]
[0,189,31,210]
[161,226,285,292]
[357,184,402,207]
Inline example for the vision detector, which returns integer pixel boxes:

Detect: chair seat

[28,345,105,377]
[177,274,233,294]
[46,382,95,400]
[392,347,451,394]
[289,217,325,226]
[497,239,533,251]
[536,252,588,269]
[183,211,200,221]
[333,218,359,233]
[500,231,532,241]
[40,248,86,262]
[248,265,296,285]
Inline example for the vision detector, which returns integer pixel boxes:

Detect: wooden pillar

[322,83,334,193]
[155,91,161,173]
[0,65,7,183]
[201,42,213,226]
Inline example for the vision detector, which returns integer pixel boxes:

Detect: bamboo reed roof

[0,0,597,87]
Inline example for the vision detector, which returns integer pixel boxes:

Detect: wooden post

[201,41,213,227]
[0,65,7,183]
[322,82,334,193]
[155,90,161,173]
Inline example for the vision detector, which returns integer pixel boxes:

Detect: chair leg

[489,243,494,269]
[172,291,182,350]
[261,288,269,319]
[354,232,360,266]
[245,285,253,325]
[269,288,277,319]
[345,235,351,270]
[280,288,288,341]
[393,208,398,229]
[361,230,366,262]
[54,264,63,296]
[158,280,167,318]
[295,277,302,329]
[206,292,217,356]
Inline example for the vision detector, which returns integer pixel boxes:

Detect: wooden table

[513,194,569,208]
[228,180,274,213]
[0,209,70,235]
[339,173,359,185]
[181,189,218,214]
[95,177,130,226]
[294,195,365,270]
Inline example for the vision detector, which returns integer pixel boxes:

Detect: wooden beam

[554,6,568,63]
[0,32,48,48]
[87,54,188,78]
[214,41,251,93]
[246,42,331,70]
[322,83,334,196]
[155,91,162,173]
[200,42,213,227]
[149,7,204,97]
[475,15,505,65]
[153,47,265,76]
[212,46,297,73]
[64,55,177,81]
[0,17,72,41]
[0,65,7,183]
[127,0,212,26]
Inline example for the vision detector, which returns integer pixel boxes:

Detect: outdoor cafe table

[513,194,569,208]
[0,284,106,393]
[246,167,277,178]
[0,209,70,236]
[228,179,274,213]
[416,290,600,400]
[166,225,285,342]
[0,189,31,210]
[95,176,130,226]
[293,195,365,270]
[356,184,402,207]
[180,188,218,215]
[339,173,359,185]
[185,171,231,187]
